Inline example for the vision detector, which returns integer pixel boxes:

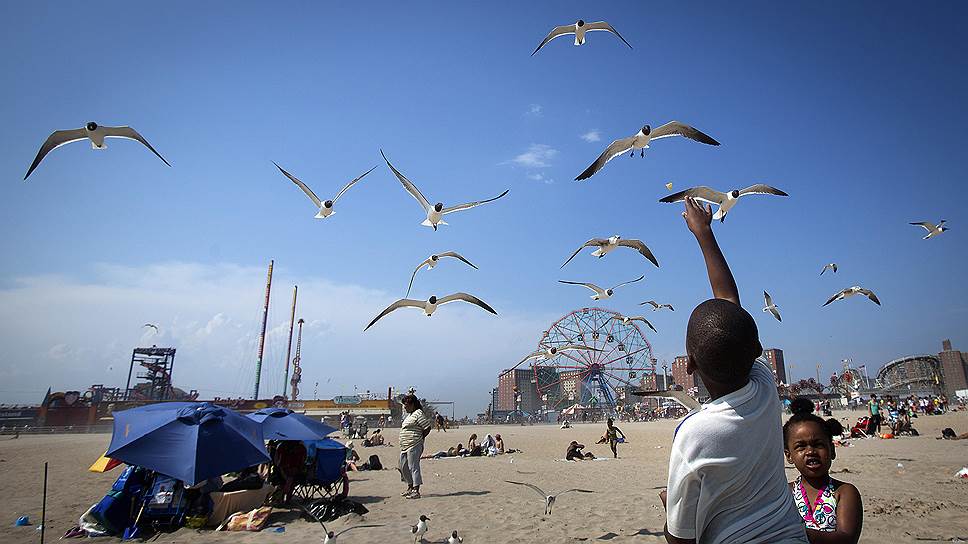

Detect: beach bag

[942,427,956,439]
[367,454,382,471]
[89,490,136,535]
[219,506,272,531]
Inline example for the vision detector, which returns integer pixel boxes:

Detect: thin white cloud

[511,144,558,168]
[0,262,552,414]
[527,172,555,185]
[580,129,601,142]
[525,104,543,117]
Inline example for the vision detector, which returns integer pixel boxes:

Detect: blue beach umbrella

[246,407,338,441]
[106,402,269,485]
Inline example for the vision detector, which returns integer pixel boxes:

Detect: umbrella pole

[40,461,47,544]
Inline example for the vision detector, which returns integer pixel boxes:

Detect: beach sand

[2,409,967,543]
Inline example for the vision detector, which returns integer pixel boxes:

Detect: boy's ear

[686,354,696,375]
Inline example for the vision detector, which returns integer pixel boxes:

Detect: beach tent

[246,407,338,441]
[561,403,586,416]
[106,402,269,485]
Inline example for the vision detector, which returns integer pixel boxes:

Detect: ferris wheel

[531,307,656,414]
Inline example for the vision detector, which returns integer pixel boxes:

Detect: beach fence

[0,424,113,435]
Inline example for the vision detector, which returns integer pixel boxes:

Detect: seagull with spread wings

[25,122,170,180]
[531,19,632,56]
[910,220,948,239]
[609,314,657,333]
[659,185,788,222]
[763,291,782,322]
[381,150,508,231]
[364,294,497,331]
[820,263,838,276]
[823,286,881,307]
[560,235,658,268]
[505,480,594,515]
[639,300,674,312]
[273,162,376,219]
[558,275,644,300]
[501,344,602,378]
[575,121,719,181]
[407,251,478,297]
[143,323,160,333]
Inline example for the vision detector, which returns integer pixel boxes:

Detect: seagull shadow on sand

[631,528,665,537]
[420,490,491,498]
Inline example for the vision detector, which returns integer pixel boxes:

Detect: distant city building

[671,355,693,391]
[497,368,541,414]
[762,348,787,383]
[560,370,583,403]
[939,339,968,398]
[640,372,671,391]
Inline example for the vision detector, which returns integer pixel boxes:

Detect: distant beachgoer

[784,398,863,541]
[482,434,497,456]
[868,394,882,435]
[603,418,627,458]
[467,433,481,456]
[345,441,361,470]
[274,440,307,503]
[399,394,432,499]
[560,420,571,429]
[566,440,594,461]
[495,434,505,454]
[436,413,447,432]
[365,428,385,447]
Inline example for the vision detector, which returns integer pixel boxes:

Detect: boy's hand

[682,197,712,237]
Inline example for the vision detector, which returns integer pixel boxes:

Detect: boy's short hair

[686,298,762,385]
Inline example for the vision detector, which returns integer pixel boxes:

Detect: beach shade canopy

[88,452,123,473]
[246,407,338,441]
[106,402,270,485]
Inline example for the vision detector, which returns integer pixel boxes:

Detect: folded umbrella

[106,402,269,485]
[246,407,337,441]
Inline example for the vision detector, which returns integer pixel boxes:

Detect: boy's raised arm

[683,197,740,306]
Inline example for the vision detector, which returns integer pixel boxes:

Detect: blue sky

[1,2,965,415]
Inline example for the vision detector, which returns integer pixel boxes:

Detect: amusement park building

[939,339,968,398]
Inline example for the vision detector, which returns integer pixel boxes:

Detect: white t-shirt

[399,408,431,452]
[666,360,807,543]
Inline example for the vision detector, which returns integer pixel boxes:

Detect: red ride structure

[531,307,656,415]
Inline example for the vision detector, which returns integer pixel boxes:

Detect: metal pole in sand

[40,461,48,544]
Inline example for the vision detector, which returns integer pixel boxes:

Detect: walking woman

[399,394,432,499]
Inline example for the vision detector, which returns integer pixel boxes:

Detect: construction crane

[289,318,304,400]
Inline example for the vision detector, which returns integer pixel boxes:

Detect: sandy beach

[2,410,967,544]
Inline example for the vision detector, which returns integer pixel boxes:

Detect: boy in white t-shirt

[660,198,807,544]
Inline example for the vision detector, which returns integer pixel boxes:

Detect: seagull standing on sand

[531,20,632,56]
[560,235,659,268]
[558,275,644,300]
[763,291,781,322]
[910,220,948,239]
[381,150,508,231]
[609,315,657,333]
[407,252,478,297]
[823,287,881,307]
[364,294,497,331]
[504,481,593,515]
[639,301,674,312]
[820,263,838,276]
[410,515,430,543]
[448,530,463,543]
[575,122,720,181]
[273,162,376,219]
[659,185,788,222]
[25,122,171,179]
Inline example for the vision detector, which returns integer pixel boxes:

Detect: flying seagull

[322,524,383,543]
[143,323,159,333]
[823,286,881,307]
[639,300,674,312]
[763,291,781,322]
[410,515,430,544]
[273,162,376,219]
[448,530,463,544]
[504,480,594,515]
[659,184,788,222]
[501,344,602,378]
[531,20,632,56]
[910,220,948,240]
[560,235,659,268]
[407,252,478,297]
[25,122,170,180]
[558,275,644,300]
[364,293,497,331]
[820,263,838,276]
[575,122,719,181]
[609,314,657,333]
[381,150,509,231]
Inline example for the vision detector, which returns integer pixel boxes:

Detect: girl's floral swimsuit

[793,476,837,531]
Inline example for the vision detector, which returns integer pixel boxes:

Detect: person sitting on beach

[364,428,385,447]
[345,441,362,471]
[784,398,863,543]
[482,434,498,456]
[660,198,807,544]
[566,440,594,461]
[467,433,482,456]
[495,434,505,454]
[560,420,571,429]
